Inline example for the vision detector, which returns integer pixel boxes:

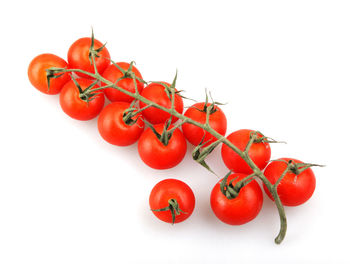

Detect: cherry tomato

[59,78,105,121]
[67,37,110,79]
[182,102,227,147]
[221,129,271,174]
[149,179,195,224]
[98,102,144,146]
[210,173,263,225]
[263,158,316,206]
[139,82,184,124]
[138,124,187,169]
[101,62,144,103]
[28,53,71,95]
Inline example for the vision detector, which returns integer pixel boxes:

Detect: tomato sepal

[151,198,187,224]
[143,116,185,146]
[192,136,225,174]
[219,171,257,199]
[45,67,67,91]
[88,29,108,66]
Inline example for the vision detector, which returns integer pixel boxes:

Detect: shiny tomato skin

[59,78,105,121]
[182,102,227,147]
[98,102,144,146]
[149,179,195,224]
[210,173,263,225]
[139,82,184,124]
[263,158,316,206]
[28,53,70,95]
[221,129,271,174]
[67,37,110,78]
[102,62,144,102]
[138,124,187,169]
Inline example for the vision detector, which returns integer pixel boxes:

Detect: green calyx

[271,159,325,177]
[151,198,187,224]
[70,75,100,103]
[271,159,325,190]
[108,59,147,86]
[219,171,256,200]
[220,171,239,199]
[122,100,143,126]
[145,113,188,146]
[202,89,225,115]
[152,70,185,101]
[123,61,136,79]
[88,29,107,65]
[252,132,286,145]
[187,90,225,115]
[288,160,300,175]
[286,160,324,176]
[45,67,66,91]
[145,117,175,146]
[192,137,225,174]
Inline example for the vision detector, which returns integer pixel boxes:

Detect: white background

[0,0,349,263]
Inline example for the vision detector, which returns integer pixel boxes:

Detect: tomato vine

[44,30,323,244]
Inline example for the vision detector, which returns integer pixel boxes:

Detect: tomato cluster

[28,33,318,242]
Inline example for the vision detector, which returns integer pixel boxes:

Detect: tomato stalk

[46,32,322,244]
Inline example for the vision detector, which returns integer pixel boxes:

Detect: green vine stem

[46,36,321,244]
[47,64,288,243]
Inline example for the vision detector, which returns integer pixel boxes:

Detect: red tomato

[182,102,227,147]
[139,82,184,124]
[101,62,144,103]
[67,37,110,78]
[221,129,271,174]
[263,158,316,206]
[98,102,144,146]
[149,179,195,224]
[138,124,187,169]
[59,78,105,121]
[210,173,263,225]
[28,53,71,95]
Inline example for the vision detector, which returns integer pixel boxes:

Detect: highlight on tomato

[149,179,195,224]
[182,102,227,147]
[138,122,187,170]
[221,129,271,174]
[139,82,184,124]
[67,35,110,79]
[210,173,263,225]
[263,158,316,206]
[59,78,105,121]
[28,53,71,95]
[98,101,144,146]
[102,62,144,103]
